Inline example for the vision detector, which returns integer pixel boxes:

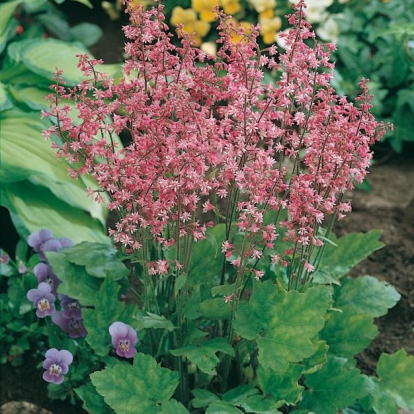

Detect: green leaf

[299,356,369,414]
[188,224,226,287]
[0,0,20,54]
[0,82,13,111]
[206,401,244,414]
[75,381,112,414]
[82,276,136,356]
[242,394,282,413]
[222,385,259,405]
[320,309,378,360]
[257,364,304,405]
[0,109,108,227]
[91,353,179,414]
[1,181,108,245]
[199,297,231,320]
[171,337,234,376]
[70,22,103,47]
[47,252,103,306]
[191,388,220,409]
[134,311,175,332]
[160,399,190,414]
[20,38,90,86]
[371,350,414,412]
[318,231,384,280]
[61,242,129,279]
[234,282,332,372]
[334,276,400,318]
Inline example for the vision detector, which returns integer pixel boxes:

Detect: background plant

[0,0,123,245]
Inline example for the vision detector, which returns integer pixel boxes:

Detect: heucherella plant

[38,1,414,413]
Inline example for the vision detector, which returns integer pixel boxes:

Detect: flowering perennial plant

[35,2,411,413]
[44,0,387,291]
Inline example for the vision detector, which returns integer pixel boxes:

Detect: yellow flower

[227,19,253,44]
[259,8,274,19]
[192,0,219,23]
[248,0,276,14]
[220,0,242,15]
[171,6,210,46]
[259,15,282,44]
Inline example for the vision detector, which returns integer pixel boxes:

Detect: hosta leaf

[91,353,179,414]
[61,242,129,279]
[234,282,332,372]
[320,309,378,359]
[82,276,136,356]
[171,337,234,375]
[0,109,108,226]
[21,38,90,86]
[317,231,384,280]
[0,82,13,111]
[299,356,369,414]
[1,181,108,245]
[334,276,400,317]
[70,22,103,47]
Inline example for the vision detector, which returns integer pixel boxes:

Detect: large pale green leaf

[82,276,136,356]
[20,38,90,86]
[316,231,384,280]
[1,181,108,244]
[333,276,401,318]
[1,110,108,226]
[171,337,234,376]
[257,364,304,405]
[299,356,369,414]
[234,282,332,372]
[320,309,378,360]
[0,82,13,111]
[91,353,179,414]
[61,242,129,279]
[0,0,20,53]
[370,350,414,413]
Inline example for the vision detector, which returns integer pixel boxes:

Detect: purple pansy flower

[109,321,138,358]
[59,295,82,320]
[51,311,87,338]
[33,263,61,294]
[42,348,73,384]
[28,229,54,252]
[27,229,73,261]
[26,282,56,318]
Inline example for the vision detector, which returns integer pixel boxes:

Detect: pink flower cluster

[43,1,389,278]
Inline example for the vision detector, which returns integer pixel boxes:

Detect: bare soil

[1,2,413,412]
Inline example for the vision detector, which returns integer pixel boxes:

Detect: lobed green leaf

[91,353,179,414]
